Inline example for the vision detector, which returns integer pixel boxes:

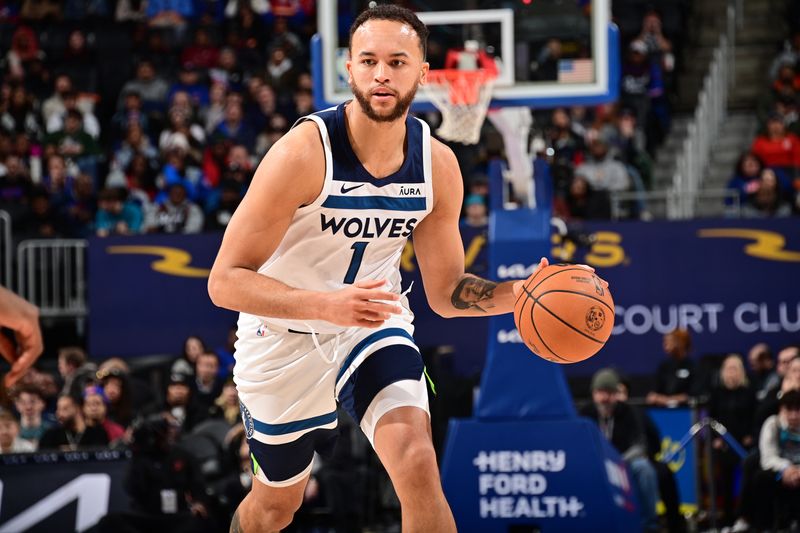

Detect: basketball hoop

[423,68,496,145]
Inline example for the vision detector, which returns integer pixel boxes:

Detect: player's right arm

[207,122,401,328]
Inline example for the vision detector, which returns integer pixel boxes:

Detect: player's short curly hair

[349,4,428,59]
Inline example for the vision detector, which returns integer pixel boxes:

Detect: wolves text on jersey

[320,213,418,239]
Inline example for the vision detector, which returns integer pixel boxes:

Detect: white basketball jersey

[240,102,434,334]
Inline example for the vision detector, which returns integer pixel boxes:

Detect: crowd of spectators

[726,15,800,218]
[0,329,399,530]
[587,330,800,531]
[0,1,316,240]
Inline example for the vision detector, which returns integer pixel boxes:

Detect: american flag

[558,59,594,84]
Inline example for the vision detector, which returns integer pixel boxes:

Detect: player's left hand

[512,258,608,299]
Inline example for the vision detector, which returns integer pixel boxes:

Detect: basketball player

[209,5,590,532]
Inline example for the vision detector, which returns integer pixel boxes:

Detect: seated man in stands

[753,390,800,529]
[39,394,108,451]
[646,328,695,407]
[580,369,660,532]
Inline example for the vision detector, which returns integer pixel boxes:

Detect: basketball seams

[513,264,548,308]
[530,266,593,293]
[528,298,570,362]
[536,289,615,313]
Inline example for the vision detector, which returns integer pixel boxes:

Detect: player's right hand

[320,279,402,328]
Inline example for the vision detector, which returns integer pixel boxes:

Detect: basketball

[514,264,614,364]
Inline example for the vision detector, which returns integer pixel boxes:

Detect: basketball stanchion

[660,417,747,532]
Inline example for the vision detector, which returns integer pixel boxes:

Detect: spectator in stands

[574,136,630,193]
[102,413,213,532]
[60,29,97,93]
[461,194,488,227]
[46,90,101,140]
[214,378,240,427]
[616,376,685,533]
[205,181,242,231]
[60,172,96,237]
[159,109,205,165]
[0,408,35,453]
[180,27,219,72]
[147,182,204,233]
[769,31,800,81]
[98,368,135,428]
[750,113,800,176]
[727,152,766,206]
[57,346,95,400]
[202,81,228,134]
[0,154,33,208]
[225,4,268,71]
[39,394,109,450]
[709,354,757,525]
[265,47,297,94]
[557,174,611,221]
[18,186,61,237]
[172,335,206,376]
[155,140,204,200]
[756,346,800,433]
[83,384,125,444]
[41,74,72,128]
[212,100,255,152]
[169,65,210,109]
[111,90,149,142]
[13,384,53,446]
[749,342,781,402]
[125,153,159,201]
[146,0,195,46]
[119,60,170,117]
[95,187,144,237]
[214,325,237,378]
[3,25,44,82]
[0,84,41,141]
[580,369,660,532]
[646,328,695,407]
[43,109,102,180]
[753,389,800,529]
[743,167,794,218]
[191,351,223,416]
[41,153,77,208]
[532,38,562,81]
[107,122,159,187]
[210,47,244,91]
[268,16,305,60]
[247,82,278,135]
[148,372,201,433]
[636,10,675,76]
[620,39,666,149]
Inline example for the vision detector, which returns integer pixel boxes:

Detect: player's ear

[345,56,353,84]
[420,61,429,85]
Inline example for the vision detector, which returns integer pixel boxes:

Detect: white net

[422,70,495,145]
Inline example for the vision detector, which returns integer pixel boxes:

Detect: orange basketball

[513,264,614,364]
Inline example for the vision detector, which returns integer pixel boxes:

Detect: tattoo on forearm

[231,509,244,533]
[451,276,498,312]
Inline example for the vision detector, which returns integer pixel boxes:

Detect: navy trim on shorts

[252,410,338,436]
[338,343,424,424]
[248,427,338,483]
[336,328,415,383]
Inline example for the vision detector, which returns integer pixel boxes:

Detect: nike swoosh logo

[340,183,366,194]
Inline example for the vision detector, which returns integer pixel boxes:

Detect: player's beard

[350,81,418,123]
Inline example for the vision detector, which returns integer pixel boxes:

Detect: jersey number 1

[343,241,368,284]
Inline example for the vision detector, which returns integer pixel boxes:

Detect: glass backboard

[312,0,620,111]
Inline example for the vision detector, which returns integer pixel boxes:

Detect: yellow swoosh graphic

[107,246,211,278]
[698,229,800,262]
